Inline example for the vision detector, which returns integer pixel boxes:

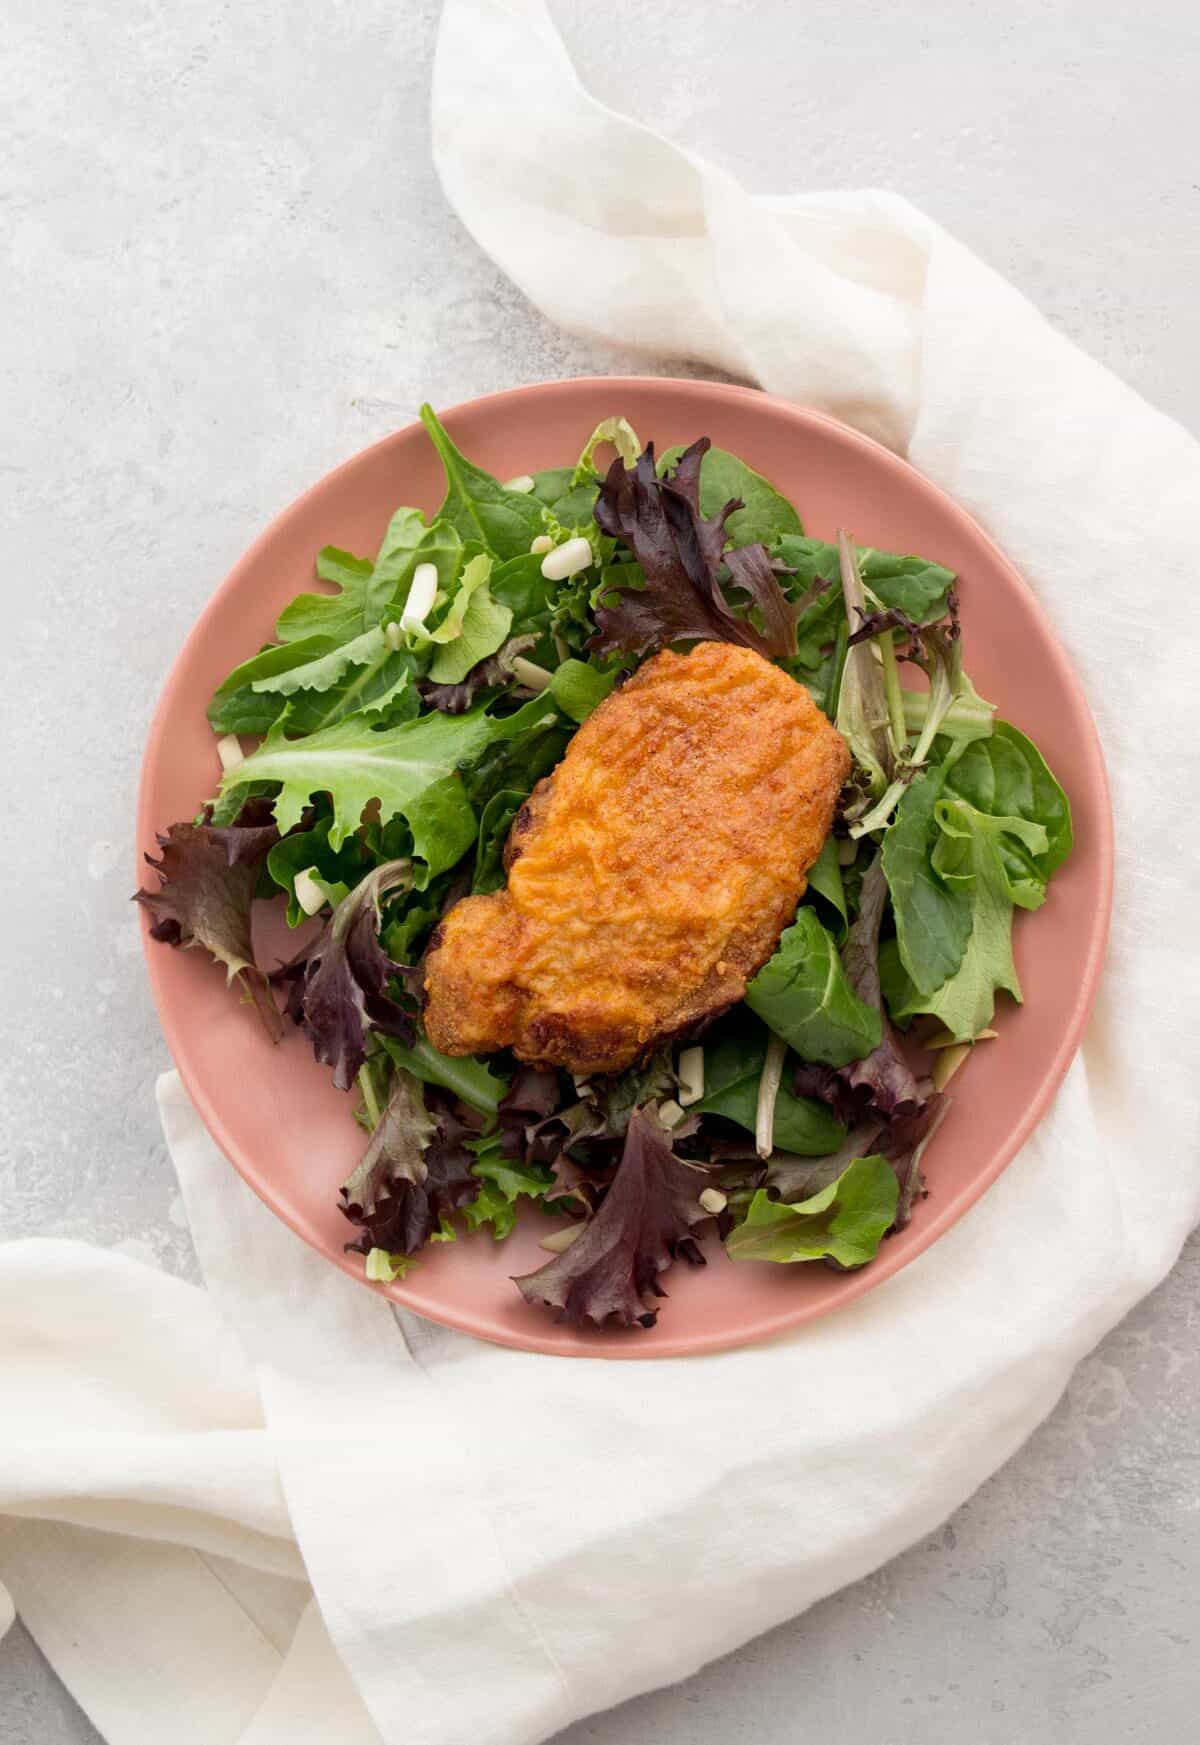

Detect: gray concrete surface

[3,0,1197,1739]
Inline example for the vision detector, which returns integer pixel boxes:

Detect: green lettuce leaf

[426,555,513,684]
[380,1034,510,1117]
[367,506,430,616]
[420,404,546,559]
[473,789,524,895]
[695,1021,846,1154]
[223,693,557,868]
[573,416,641,482]
[463,1141,556,1241]
[364,1248,418,1282]
[745,908,882,1066]
[274,548,379,645]
[208,637,339,736]
[379,882,446,965]
[209,631,418,738]
[725,1156,899,1267]
[266,810,370,925]
[548,658,616,724]
[903,673,995,748]
[881,727,1069,1041]
[273,519,467,646]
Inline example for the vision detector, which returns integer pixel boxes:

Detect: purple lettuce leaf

[846,604,926,649]
[723,542,800,658]
[418,634,539,715]
[288,860,416,1090]
[340,1078,481,1257]
[839,858,924,1117]
[875,1092,949,1228]
[590,438,795,661]
[134,799,282,1039]
[513,1106,714,1329]
[494,1068,616,1207]
[496,1064,563,1147]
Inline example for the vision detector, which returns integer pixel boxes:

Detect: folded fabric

[4,2,1199,1742]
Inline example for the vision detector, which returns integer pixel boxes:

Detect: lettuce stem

[755,1032,788,1160]
[878,630,908,757]
[358,1063,383,1132]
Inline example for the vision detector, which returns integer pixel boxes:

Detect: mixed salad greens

[138,406,1071,1331]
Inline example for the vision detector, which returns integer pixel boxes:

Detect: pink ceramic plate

[137,377,1112,1359]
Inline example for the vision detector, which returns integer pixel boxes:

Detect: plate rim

[137,374,1114,1359]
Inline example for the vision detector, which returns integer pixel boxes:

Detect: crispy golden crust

[422,641,850,1076]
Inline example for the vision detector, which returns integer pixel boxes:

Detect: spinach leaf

[530,466,573,509]
[488,552,556,636]
[380,1033,510,1117]
[745,908,882,1066]
[943,723,1072,907]
[658,443,803,547]
[881,765,973,997]
[805,837,849,937]
[695,1021,846,1155]
[775,534,955,626]
[725,1156,898,1267]
[419,404,546,560]
[527,466,595,529]
[881,807,1023,1041]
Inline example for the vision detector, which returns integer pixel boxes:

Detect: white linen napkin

[4,1,1200,1741]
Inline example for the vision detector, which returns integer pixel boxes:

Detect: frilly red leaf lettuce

[590,438,796,661]
[496,1065,565,1155]
[722,542,800,658]
[875,1093,949,1227]
[340,1076,481,1257]
[513,1107,714,1329]
[839,859,924,1117]
[287,860,416,1090]
[134,799,282,1038]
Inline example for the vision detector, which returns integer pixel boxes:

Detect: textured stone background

[3,0,1197,1739]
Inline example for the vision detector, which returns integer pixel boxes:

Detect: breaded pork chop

[422,641,850,1077]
